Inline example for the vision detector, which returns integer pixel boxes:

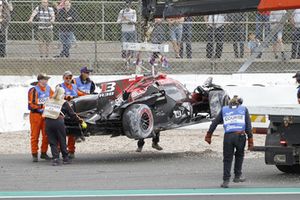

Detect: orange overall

[28,84,54,155]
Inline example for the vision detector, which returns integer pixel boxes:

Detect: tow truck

[109,0,300,172]
[248,106,300,173]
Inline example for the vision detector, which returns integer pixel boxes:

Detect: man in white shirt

[117,0,137,59]
[28,0,55,58]
[269,10,287,60]
[291,9,300,59]
[204,14,226,59]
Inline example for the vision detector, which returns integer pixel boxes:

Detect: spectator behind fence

[0,0,13,57]
[291,9,300,59]
[54,0,77,48]
[56,0,67,10]
[205,14,226,59]
[55,0,77,58]
[180,17,193,59]
[167,17,184,58]
[151,18,165,59]
[117,0,137,59]
[247,33,262,58]
[227,13,246,58]
[269,10,287,60]
[255,11,271,42]
[28,0,55,58]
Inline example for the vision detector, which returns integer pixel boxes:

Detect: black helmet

[293,71,300,83]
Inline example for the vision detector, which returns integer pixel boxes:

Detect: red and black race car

[66,74,229,140]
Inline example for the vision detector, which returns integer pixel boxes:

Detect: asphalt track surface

[0,152,300,199]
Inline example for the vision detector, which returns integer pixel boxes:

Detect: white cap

[63,71,73,77]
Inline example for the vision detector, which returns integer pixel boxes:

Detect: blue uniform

[74,77,92,94]
[207,105,252,182]
[60,83,78,98]
[28,85,51,113]
[222,106,246,133]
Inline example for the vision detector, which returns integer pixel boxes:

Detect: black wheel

[292,164,300,173]
[122,104,154,139]
[276,165,300,174]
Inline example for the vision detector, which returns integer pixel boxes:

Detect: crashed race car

[66,74,229,140]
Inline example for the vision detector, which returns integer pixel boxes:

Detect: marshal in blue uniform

[205,96,253,188]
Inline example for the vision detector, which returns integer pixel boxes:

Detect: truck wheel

[275,165,297,174]
[122,104,154,139]
[292,165,300,174]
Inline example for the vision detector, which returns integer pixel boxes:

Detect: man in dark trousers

[56,0,77,58]
[204,95,254,188]
[136,131,162,152]
[227,12,246,58]
[293,71,300,104]
[180,16,193,59]
[204,14,226,59]
[43,86,85,166]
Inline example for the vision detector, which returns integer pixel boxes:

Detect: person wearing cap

[59,70,84,100]
[293,71,300,104]
[43,86,85,166]
[204,95,253,188]
[59,70,83,159]
[72,67,96,95]
[28,73,54,162]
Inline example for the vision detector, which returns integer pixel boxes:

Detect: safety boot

[63,158,72,165]
[68,152,75,159]
[136,147,143,153]
[32,154,38,162]
[220,180,230,188]
[233,176,246,183]
[52,158,60,166]
[40,153,52,160]
[152,143,163,151]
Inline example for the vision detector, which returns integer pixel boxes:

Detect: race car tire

[275,165,300,174]
[122,104,154,139]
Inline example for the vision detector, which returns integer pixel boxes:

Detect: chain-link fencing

[0,0,299,75]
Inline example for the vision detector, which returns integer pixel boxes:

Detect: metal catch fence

[0,0,299,75]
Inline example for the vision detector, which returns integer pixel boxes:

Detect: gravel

[0,129,265,158]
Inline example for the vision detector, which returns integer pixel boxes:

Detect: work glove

[248,138,254,151]
[81,121,87,129]
[65,96,73,101]
[205,132,212,145]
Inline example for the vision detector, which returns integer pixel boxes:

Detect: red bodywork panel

[258,0,300,12]
[97,74,189,102]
